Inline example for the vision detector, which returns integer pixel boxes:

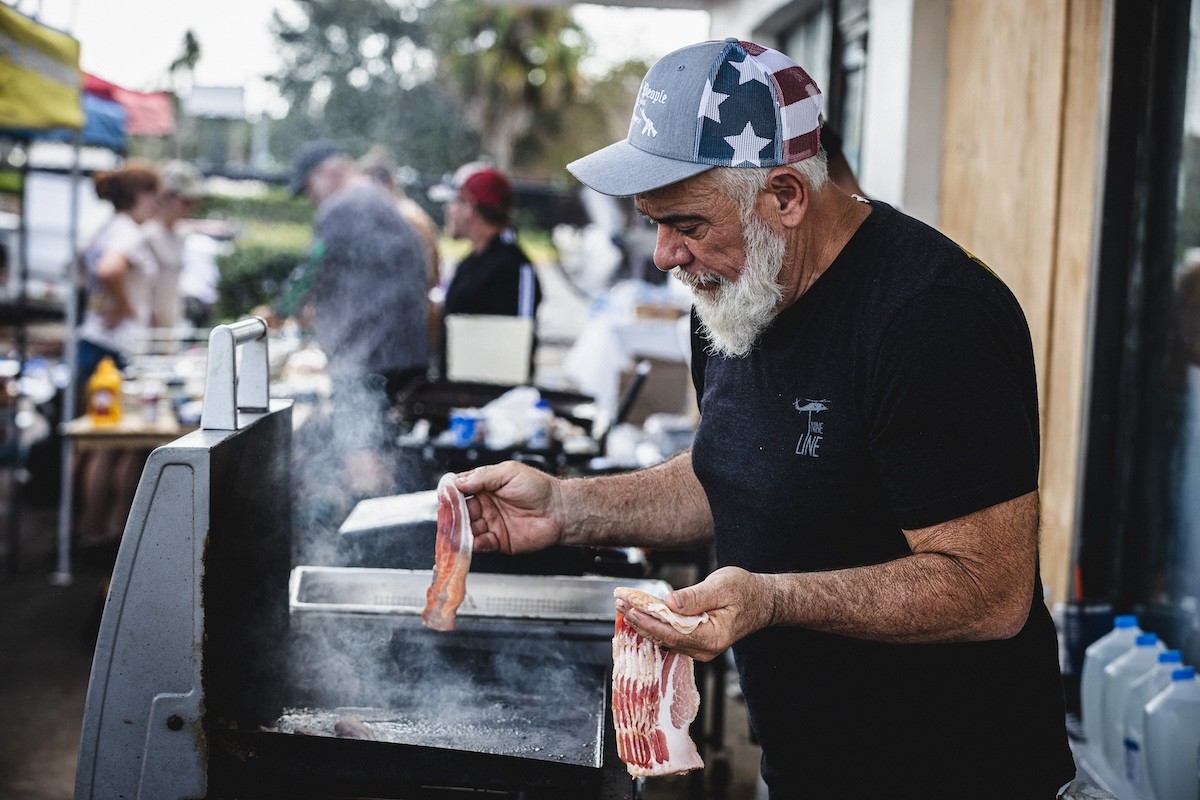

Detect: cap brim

[427,183,456,202]
[567,140,713,197]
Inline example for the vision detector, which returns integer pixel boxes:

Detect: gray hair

[711,148,829,224]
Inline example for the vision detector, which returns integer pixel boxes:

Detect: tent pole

[50,131,83,586]
[5,151,31,574]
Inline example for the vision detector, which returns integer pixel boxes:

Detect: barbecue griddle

[256,567,670,797]
[76,321,640,800]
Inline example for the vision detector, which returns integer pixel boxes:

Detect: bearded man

[451,39,1076,798]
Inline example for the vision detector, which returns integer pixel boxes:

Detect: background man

[284,142,430,554]
[436,163,541,380]
[453,39,1075,798]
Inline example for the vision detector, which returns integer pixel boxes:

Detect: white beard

[675,216,785,358]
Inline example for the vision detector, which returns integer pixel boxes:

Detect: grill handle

[201,316,270,430]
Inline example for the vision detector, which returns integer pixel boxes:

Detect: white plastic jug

[1122,650,1183,796]
[1144,666,1200,800]
[1104,633,1166,772]
[1081,614,1141,751]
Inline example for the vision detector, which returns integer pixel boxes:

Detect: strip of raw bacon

[611,587,706,777]
[422,473,473,631]
[614,587,709,634]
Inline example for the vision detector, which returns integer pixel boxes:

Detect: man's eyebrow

[637,209,707,227]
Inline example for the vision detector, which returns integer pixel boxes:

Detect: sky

[11,0,711,117]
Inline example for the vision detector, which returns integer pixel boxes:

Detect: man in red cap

[438,164,542,379]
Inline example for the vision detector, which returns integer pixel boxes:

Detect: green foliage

[425,0,586,170]
[215,242,307,322]
[268,0,480,176]
[265,0,629,180]
[200,189,312,226]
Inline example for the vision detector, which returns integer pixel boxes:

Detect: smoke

[283,614,608,763]
[290,372,433,566]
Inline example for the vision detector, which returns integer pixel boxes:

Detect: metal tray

[289,566,671,623]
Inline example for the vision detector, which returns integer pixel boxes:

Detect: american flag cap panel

[694,40,823,167]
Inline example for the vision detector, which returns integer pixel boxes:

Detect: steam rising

[283,616,608,765]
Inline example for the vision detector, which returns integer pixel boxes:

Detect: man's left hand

[616,566,776,662]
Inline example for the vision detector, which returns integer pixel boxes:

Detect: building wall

[938,0,1107,601]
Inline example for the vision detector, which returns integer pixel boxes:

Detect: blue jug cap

[1160,650,1183,664]
[1172,667,1196,681]
[1114,615,1138,628]
[1134,633,1158,646]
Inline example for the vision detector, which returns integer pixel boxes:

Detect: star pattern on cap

[724,122,772,167]
[692,40,823,168]
[730,54,768,86]
[699,79,729,123]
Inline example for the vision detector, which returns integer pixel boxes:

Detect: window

[777,0,869,173]
[1079,0,1200,665]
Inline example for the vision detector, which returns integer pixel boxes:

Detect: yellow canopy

[0,4,83,131]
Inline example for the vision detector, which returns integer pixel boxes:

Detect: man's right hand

[455,461,565,555]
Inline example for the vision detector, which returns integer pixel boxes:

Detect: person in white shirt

[74,164,160,549]
[142,160,205,340]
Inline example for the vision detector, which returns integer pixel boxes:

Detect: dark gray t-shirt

[311,183,428,379]
[690,201,1074,798]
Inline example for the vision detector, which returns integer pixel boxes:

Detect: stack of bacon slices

[422,473,473,632]
[611,586,707,777]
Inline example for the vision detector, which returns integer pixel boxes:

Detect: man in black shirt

[452,40,1076,798]
[438,164,541,380]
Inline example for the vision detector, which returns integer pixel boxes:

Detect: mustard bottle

[87,356,123,426]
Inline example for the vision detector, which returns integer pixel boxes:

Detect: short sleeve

[865,284,1040,530]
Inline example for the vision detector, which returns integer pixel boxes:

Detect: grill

[74,319,646,799]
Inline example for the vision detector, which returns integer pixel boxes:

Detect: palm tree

[426,0,586,171]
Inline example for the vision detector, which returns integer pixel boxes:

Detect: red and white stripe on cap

[739,41,823,163]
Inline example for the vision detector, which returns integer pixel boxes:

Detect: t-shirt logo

[793,398,828,457]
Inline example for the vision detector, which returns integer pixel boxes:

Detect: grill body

[75,401,294,799]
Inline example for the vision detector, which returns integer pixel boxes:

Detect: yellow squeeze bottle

[87,356,123,426]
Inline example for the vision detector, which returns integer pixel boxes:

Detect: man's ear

[764,167,809,228]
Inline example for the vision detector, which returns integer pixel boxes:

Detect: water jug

[1144,666,1200,800]
[1103,633,1166,772]
[1122,650,1183,796]
[1081,614,1141,750]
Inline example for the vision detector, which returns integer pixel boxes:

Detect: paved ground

[0,507,111,800]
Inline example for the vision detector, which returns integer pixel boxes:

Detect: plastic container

[526,400,553,449]
[1122,650,1183,795]
[1144,666,1200,800]
[1081,614,1142,750]
[86,356,123,426]
[1103,633,1166,772]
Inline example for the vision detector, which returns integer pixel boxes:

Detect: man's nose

[653,228,691,272]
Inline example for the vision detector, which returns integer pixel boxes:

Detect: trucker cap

[428,161,495,203]
[160,160,204,200]
[458,166,512,212]
[289,140,346,196]
[567,39,823,197]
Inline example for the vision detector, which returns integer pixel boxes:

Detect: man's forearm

[765,492,1039,645]
[559,451,713,550]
